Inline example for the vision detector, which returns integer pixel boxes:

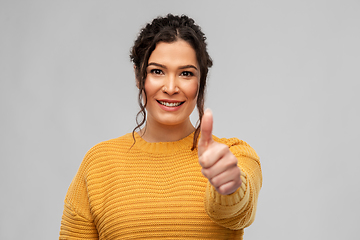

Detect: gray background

[1,0,359,239]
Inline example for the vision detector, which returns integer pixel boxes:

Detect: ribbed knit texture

[59,132,262,239]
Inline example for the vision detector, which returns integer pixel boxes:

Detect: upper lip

[157,99,185,103]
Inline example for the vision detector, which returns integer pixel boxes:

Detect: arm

[204,139,262,229]
[198,109,262,230]
[60,200,98,239]
[59,159,99,239]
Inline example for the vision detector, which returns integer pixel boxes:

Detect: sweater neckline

[133,131,195,154]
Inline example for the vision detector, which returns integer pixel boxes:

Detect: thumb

[198,108,213,155]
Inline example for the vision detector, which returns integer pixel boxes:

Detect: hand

[198,109,242,195]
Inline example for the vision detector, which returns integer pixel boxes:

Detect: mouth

[156,100,185,107]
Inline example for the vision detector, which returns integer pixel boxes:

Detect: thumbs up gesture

[198,109,242,195]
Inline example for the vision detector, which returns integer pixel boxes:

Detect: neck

[138,119,195,143]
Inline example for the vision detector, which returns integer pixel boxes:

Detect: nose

[162,74,179,95]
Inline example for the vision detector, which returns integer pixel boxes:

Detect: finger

[200,108,213,144]
[201,151,238,179]
[198,143,229,169]
[217,181,240,195]
[210,166,241,189]
[198,108,213,155]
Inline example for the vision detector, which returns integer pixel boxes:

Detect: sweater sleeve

[59,200,98,239]
[204,137,262,230]
[59,151,99,239]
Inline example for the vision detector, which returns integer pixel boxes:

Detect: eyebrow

[148,62,198,71]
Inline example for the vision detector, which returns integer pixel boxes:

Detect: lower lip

[157,101,184,112]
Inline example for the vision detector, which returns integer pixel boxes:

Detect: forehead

[148,40,198,67]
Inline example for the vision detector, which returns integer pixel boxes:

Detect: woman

[60,14,262,239]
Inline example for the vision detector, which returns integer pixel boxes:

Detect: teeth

[159,101,182,107]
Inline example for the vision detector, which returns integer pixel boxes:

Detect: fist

[198,109,242,195]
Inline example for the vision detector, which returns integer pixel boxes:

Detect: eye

[150,69,163,75]
[180,71,194,77]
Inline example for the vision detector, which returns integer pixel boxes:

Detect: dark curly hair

[130,14,213,150]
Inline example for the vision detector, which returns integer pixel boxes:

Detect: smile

[157,100,184,107]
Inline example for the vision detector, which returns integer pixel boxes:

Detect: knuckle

[201,168,210,178]
[235,173,241,183]
[218,186,228,195]
[233,156,238,165]
[224,160,233,169]
[237,177,242,187]
[224,157,237,170]
[199,156,206,167]
[219,144,228,153]
[211,176,221,188]
[228,154,238,165]
[233,167,240,177]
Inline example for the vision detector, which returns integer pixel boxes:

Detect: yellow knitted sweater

[59,132,262,239]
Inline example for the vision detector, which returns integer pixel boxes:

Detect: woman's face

[143,40,200,128]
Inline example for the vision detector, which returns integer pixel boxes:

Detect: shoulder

[81,133,134,167]
[213,135,259,161]
[212,135,252,149]
[88,133,133,153]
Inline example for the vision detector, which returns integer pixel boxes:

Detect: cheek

[142,79,152,106]
[143,78,151,96]
[143,78,154,103]
[144,76,162,96]
[187,81,199,101]
[143,77,163,107]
